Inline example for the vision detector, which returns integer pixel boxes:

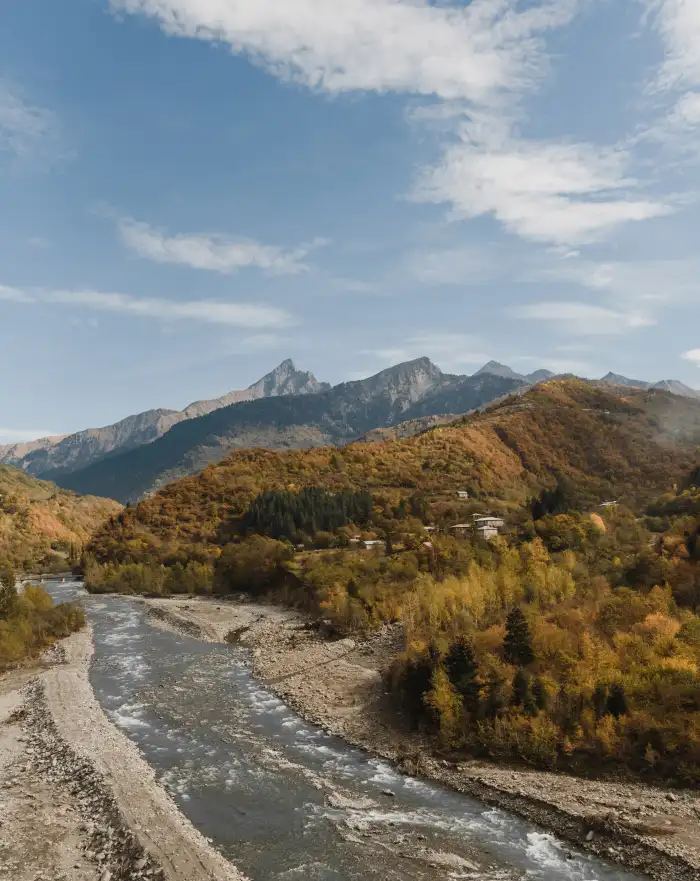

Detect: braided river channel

[47,580,649,881]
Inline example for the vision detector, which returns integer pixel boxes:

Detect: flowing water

[47,581,649,881]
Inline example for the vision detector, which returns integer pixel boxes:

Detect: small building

[473,515,505,529]
[449,523,472,532]
[423,525,436,533]
[476,525,500,541]
[362,539,384,549]
[457,490,470,500]
[599,500,619,509]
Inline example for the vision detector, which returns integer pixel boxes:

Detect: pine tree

[592,683,609,720]
[531,676,549,711]
[503,607,535,667]
[606,683,629,718]
[483,672,507,720]
[444,637,482,712]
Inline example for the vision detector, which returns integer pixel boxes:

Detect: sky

[1,0,700,442]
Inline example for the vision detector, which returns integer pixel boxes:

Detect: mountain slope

[86,379,700,561]
[57,360,527,502]
[0,465,120,571]
[0,359,328,479]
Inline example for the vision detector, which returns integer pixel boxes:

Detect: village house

[456,490,470,500]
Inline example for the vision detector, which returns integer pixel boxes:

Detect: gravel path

[146,596,700,881]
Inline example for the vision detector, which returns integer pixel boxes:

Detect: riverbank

[0,628,247,881]
[146,596,700,881]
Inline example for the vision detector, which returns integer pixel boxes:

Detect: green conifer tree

[503,607,535,666]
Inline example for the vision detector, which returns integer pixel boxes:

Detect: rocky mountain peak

[473,361,525,381]
[248,359,330,398]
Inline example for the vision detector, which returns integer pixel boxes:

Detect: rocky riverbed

[0,629,246,881]
[146,596,700,881]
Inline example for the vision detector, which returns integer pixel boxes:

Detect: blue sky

[1,0,700,441]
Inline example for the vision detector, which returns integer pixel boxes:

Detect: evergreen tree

[512,668,537,715]
[444,637,482,711]
[483,672,507,719]
[503,607,535,667]
[606,683,629,718]
[531,676,550,711]
[592,683,609,720]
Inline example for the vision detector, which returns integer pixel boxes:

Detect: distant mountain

[651,380,700,399]
[526,369,555,383]
[473,360,526,381]
[181,358,329,418]
[0,360,329,479]
[600,372,699,399]
[600,372,651,390]
[55,359,528,502]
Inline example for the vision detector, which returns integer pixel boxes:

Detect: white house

[457,490,470,500]
[473,516,505,529]
[476,524,500,541]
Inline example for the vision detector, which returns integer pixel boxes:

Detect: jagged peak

[473,361,525,381]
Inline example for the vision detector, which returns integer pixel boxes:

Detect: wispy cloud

[109,1,688,249]
[411,118,671,246]
[0,80,58,160]
[117,217,325,275]
[647,0,700,90]
[513,301,656,336]
[531,256,700,313]
[403,244,503,286]
[0,283,294,328]
[110,0,580,104]
[682,348,700,366]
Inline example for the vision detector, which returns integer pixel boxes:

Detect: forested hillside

[56,361,526,502]
[0,465,121,572]
[86,380,700,562]
[82,380,700,780]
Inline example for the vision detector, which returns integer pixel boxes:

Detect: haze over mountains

[2,356,698,504]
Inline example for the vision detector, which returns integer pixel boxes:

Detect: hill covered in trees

[86,380,700,563]
[55,360,527,502]
[82,380,700,780]
[0,465,121,573]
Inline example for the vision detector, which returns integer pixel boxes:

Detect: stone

[585,830,595,842]
[666,793,678,803]
[381,789,395,797]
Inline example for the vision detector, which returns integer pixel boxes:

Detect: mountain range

[2,358,698,504]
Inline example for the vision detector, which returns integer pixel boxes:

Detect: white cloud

[0,283,293,328]
[0,81,57,159]
[111,0,581,104]
[411,127,671,245]
[533,256,700,308]
[118,217,323,275]
[647,0,700,90]
[513,301,656,335]
[682,348,700,365]
[0,428,62,444]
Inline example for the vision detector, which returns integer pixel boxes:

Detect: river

[47,580,649,881]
